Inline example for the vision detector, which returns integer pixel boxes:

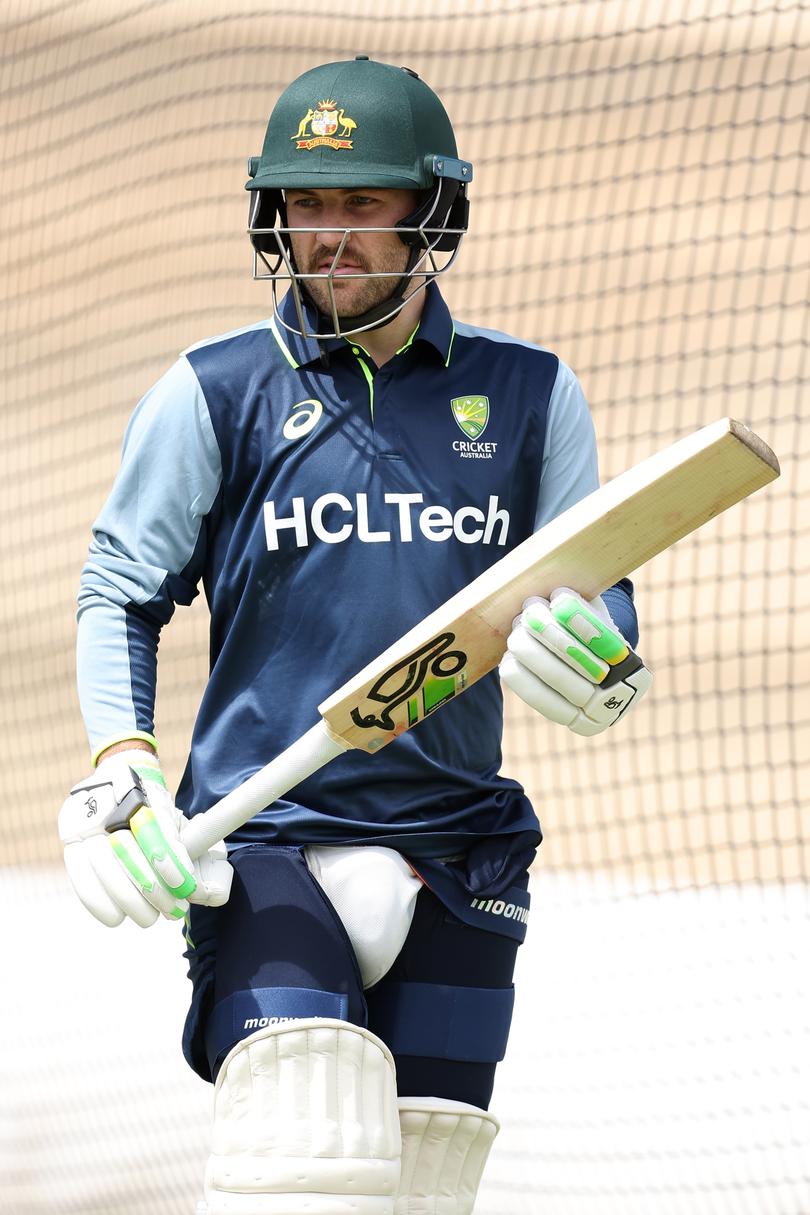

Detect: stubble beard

[298,241,411,319]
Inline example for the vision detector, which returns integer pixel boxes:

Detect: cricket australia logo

[292,100,357,150]
[452,396,489,439]
[451,395,498,460]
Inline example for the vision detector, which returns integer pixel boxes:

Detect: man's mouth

[317,260,364,277]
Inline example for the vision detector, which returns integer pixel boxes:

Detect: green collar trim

[445,323,456,368]
[344,337,372,359]
[269,314,300,370]
[395,324,420,356]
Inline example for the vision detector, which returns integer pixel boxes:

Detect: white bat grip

[180,720,348,859]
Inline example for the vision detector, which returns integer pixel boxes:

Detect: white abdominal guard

[305,845,422,988]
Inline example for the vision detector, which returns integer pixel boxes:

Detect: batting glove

[58,749,233,928]
[499,588,652,736]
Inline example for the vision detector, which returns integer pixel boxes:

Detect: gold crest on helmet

[291,100,357,150]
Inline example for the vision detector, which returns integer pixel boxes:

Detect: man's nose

[315,214,349,247]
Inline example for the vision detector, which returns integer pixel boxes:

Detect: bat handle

[180,720,348,860]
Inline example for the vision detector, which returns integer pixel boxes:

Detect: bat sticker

[350,631,467,731]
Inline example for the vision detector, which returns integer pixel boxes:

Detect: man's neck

[347,288,427,368]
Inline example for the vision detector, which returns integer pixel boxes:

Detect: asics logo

[282,398,323,441]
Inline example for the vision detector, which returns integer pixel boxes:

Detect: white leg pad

[204,1018,401,1215]
[395,1098,499,1215]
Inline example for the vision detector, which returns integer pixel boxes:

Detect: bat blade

[319,417,779,753]
[182,416,778,859]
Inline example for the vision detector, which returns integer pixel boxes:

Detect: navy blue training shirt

[77,284,637,857]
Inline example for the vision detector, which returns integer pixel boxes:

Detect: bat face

[319,418,779,754]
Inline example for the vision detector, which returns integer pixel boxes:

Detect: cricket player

[59,57,651,1214]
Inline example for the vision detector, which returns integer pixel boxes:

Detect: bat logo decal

[350,632,467,731]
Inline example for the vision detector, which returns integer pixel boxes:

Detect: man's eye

[291,197,318,208]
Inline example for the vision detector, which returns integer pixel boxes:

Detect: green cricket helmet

[246,56,472,339]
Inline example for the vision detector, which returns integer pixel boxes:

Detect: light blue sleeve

[533,360,638,645]
[76,355,222,759]
[533,359,599,530]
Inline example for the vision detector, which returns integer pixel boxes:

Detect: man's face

[285,187,419,318]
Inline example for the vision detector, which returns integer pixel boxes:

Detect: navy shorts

[183,843,530,1111]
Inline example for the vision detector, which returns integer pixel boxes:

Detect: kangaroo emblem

[291,108,315,140]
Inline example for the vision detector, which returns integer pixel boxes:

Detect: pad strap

[205,987,350,1074]
[371,981,514,1062]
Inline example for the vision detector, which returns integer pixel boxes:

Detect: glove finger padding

[62,839,127,928]
[109,826,189,921]
[506,626,595,708]
[500,588,652,735]
[191,839,233,907]
[124,759,232,908]
[59,748,233,928]
[63,833,163,928]
[521,592,624,682]
[128,803,197,901]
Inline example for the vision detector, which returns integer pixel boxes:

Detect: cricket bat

[180,417,779,859]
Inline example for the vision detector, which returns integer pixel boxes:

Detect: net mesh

[2,2,808,1212]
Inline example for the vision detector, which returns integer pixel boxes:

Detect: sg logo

[282,398,323,441]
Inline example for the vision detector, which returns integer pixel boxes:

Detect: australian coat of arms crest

[292,100,357,150]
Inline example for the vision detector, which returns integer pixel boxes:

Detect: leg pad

[204,1018,401,1214]
[396,1098,499,1215]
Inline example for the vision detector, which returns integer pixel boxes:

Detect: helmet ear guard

[397,156,472,253]
[429,155,472,251]
[396,177,470,255]
[246,165,285,257]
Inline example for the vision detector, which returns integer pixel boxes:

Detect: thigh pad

[186,844,367,1081]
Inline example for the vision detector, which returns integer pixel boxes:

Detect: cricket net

[1,2,808,1213]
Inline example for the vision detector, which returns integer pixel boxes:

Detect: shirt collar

[410,282,455,364]
[273,281,456,370]
[274,290,344,368]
